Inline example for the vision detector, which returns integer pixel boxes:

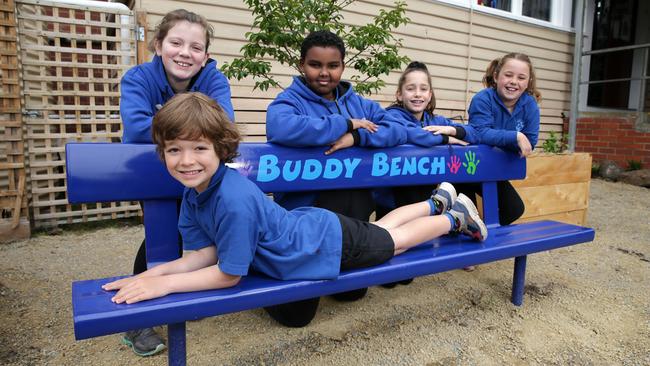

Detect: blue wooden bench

[66,143,594,365]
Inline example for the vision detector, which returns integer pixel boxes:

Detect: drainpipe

[569,0,586,152]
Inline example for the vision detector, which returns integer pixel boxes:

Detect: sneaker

[122,327,166,357]
[431,182,457,214]
[449,194,488,241]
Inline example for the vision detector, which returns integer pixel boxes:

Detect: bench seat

[73,220,594,340]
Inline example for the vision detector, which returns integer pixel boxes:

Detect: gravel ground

[1,179,649,365]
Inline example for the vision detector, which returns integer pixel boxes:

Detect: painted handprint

[447,155,461,174]
[462,151,480,175]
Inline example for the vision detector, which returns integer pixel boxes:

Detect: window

[580,0,649,112]
[522,0,551,21]
[436,0,574,29]
[477,0,511,12]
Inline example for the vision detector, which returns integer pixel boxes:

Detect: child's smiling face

[494,59,530,108]
[299,46,344,100]
[397,70,432,120]
[163,137,219,194]
[155,20,209,93]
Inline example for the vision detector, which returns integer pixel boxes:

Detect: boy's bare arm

[102,246,241,304]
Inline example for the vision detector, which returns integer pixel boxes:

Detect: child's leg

[384,193,488,255]
[374,201,431,229]
[387,215,453,255]
[375,182,456,229]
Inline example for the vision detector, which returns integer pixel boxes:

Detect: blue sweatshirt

[468,88,539,151]
[179,163,342,280]
[266,76,407,148]
[386,106,479,145]
[266,76,407,209]
[120,55,235,143]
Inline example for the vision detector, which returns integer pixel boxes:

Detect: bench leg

[511,255,527,306]
[167,322,186,366]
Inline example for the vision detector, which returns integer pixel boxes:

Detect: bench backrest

[66,143,526,267]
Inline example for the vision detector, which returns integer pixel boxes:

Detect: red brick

[594,122,619,130]
[621,144,645,151]
[610,130,629,137]
[598,148,615,154]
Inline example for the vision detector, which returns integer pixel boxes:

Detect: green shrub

[221,0,410,95]
[541,131,567,154]
[627,160,643,171]
[591,162,600,177]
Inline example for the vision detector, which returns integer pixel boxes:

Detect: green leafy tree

[221,0,410,95]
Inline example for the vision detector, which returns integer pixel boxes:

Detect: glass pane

[587,80,632,109]
[587,0,639,109]
[523,0,551,21]
[477,0,511,12]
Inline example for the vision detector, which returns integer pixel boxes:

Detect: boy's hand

[516,132,532,157]
[325,133,354,155]
[106,276,171,304]
[102,276,139,291]
[447,136,469,146]
[423,125,456,136]
[350,118,378,133]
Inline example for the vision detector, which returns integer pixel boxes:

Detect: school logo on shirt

[516,119,524,132]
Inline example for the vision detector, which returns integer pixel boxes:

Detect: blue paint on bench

[66,142,594,365]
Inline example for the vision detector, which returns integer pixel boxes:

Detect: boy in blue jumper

[265,30,406,212]
[265,30,408,320]
[102,93,488,326]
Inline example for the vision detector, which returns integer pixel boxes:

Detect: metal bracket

[137,26,145,42]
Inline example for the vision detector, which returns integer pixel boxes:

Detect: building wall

[133,0,575,145]
[572,115,650,168]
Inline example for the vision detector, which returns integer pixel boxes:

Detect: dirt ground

[1,178,649,366]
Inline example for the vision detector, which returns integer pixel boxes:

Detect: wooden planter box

[512,152,592,226]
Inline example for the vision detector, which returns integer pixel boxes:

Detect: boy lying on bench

[102,92,487,313]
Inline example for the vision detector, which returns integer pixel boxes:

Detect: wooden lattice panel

[0,0,30,241]
[15,0,139,227]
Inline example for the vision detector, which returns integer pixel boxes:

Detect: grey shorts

[336,213,395,271]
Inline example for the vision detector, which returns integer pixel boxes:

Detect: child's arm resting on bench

[101,246,241,304]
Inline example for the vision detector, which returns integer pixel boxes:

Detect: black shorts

[336,213,395,271]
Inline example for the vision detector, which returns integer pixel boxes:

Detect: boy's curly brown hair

[152,92,241,162]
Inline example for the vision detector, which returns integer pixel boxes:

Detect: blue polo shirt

[468,87,539,152]
[178,164,342,280]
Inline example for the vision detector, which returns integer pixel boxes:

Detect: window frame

[578,0,649,114]
[431,0,575,31]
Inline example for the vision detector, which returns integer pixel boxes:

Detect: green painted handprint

[462,151,480,175]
